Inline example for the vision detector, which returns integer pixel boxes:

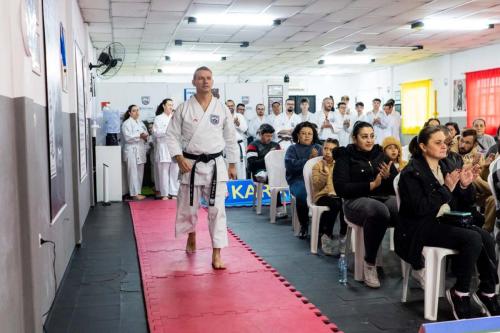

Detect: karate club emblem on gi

[210,114,220,125]
[141,96,150,105]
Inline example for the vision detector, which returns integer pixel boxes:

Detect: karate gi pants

[175,183,228,248]
[127,161,144,197]
[157,162,179,197]
[236,141,247,179]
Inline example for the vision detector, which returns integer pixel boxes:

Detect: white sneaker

[321,234,334,256]
[276,206,288,218]
[363,262,380,288]
[411,268,425,290]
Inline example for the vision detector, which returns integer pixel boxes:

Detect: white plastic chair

[394,173,459,321]
[344,217,385,281]
[487,156,500,294]
[252,181,264,215]
[291,194,300,236]
[265,150,290,224]
[303,157,330,254]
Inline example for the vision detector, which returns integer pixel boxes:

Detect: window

[466,67,500,135]
[400,79,434,135]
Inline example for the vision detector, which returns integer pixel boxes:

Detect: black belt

[237,140,244,162]
[183,151,223,207]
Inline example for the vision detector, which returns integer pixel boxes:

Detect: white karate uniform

[153,113,179,197]
[364,110,391,144]
[122,118,148,197]
[314,110,337,141]
[333,111,354,147]
[299,111,316,123]
[386,111,401,141]
[232,112,248,179]
[271,112,301,151]
[166,96,237,248]
[248,116,267,138]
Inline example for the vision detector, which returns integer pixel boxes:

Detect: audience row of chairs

[252,149,500,321]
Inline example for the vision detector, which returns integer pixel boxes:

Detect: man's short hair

[373,98,381,103]
[256,103,265,110]
[236,103,245,109]
[226,99,234,104]
[383,102,393,108]
[337,102,346,108]
[472,118,486,126]
[461,128,478,143]
[272,101,280,106]
[323,97,333,103]
[355,102,364,107]
[193,66,212,80]
[259,123,275,135]
[300,98,309,104]
[324,138,339,146]
[286,98,295,103]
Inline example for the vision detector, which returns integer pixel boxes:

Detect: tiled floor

[45,203,148,333]
[46,202,470,333]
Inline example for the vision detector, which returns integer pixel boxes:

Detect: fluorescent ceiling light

[168,53,222,62]
[160,66,197,74]
[312,68,358,76]
[321,55,374,65]
[195,14,275,26]
[417,19,493,31]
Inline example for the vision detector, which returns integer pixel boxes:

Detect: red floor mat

[130,200,341,333]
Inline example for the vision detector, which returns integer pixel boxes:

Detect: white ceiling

[79,0,500,76]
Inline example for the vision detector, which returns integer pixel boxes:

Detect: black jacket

[333,144,397,199]
[246,140,280,176]
[394,154,475,269]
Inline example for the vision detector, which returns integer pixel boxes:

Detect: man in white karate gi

[226,100,248,179]
[166,66,237,269]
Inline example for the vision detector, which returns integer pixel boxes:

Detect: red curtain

[466,67,500,135]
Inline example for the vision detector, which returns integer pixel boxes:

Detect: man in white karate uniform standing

[166,66,237,269]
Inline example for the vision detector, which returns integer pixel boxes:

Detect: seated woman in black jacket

[395,125,499,320]
[333,121,398,289]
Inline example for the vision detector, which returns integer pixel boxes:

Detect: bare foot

[134,194,146,200]
[212,248,226,270]
[161,196,169,201]
[186,232,196,253]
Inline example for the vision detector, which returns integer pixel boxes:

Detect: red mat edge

[129,200,341,333]
[226,227,340,333]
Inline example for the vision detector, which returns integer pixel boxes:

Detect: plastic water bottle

[338,254,347,285]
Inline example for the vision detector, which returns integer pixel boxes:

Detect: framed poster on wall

[268,85,283,97]
[43,0,66,221]
[75,42,88,182]
[453,79,466,112]
[184,88,195,101]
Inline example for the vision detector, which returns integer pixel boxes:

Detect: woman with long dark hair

[285,121,322,238]
[395,125,499,319]
[152,99,179,199]
[122,104,149,200]
[333,121,398,288]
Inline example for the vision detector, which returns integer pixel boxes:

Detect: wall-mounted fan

[89,42,125,79]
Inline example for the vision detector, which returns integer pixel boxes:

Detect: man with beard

[457,128,497,231]
[272,98,300,150]
[314,96,336,142]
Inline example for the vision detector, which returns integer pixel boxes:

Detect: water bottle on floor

[338,254,347,285]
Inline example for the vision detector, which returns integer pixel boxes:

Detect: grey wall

[0,96,24,333]
[0,94,92,333]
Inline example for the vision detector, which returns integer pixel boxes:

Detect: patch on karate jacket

[210,114,220,125]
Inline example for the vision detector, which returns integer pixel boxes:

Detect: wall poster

[43,0,66,221]
[453,79,466,112]
[75,42,88,182]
